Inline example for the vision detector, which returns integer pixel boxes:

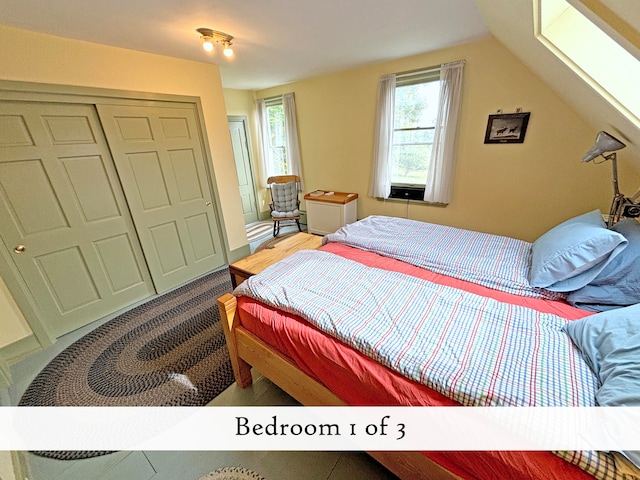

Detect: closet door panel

[97,104,225,293]
[61,155,121,221]
[0,102,155,337]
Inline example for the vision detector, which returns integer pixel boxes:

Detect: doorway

[228,116,259,225]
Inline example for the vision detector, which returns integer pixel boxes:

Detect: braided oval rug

[200,466,266,480]
[19,268,235,460]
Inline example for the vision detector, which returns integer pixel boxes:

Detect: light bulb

[202,39,214,52]
[223,44,233,57]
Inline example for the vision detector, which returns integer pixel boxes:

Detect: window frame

[263,96,289,177]
[388,68,441,199]
[535,0,640,129]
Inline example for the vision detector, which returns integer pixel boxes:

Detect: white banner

[1,406,639,451]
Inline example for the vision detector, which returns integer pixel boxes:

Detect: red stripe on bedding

[236,242,595,480]
[486,302,513,403]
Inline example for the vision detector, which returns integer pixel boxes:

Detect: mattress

[234,242,598,480]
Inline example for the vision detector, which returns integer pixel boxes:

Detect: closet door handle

[205,201,212,207]
[14,245,26,254]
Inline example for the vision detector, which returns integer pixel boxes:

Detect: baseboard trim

[0,334,42,367]
[11,451,30,480]
[258,211,271,222]
[0,356,11,388]
[228,244,251,263]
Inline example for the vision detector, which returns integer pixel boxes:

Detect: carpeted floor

[19,267,235,460]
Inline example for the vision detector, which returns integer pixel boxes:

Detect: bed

[217,213,640,480]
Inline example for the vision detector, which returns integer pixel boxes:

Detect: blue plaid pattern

[236,249,627,480]
[236,250,596,407]
[324,215,564,300]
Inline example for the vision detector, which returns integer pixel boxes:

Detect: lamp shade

[582,131,626,162]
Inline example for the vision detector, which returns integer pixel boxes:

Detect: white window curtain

[423,60,465,203]
[255,93,304,190]
[255,98,272,188]
[282,93,304,190]
[368,74,396,199]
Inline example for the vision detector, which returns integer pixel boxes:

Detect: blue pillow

[567,219,640,311]
[562,303,640,469]
[529,210,627,292]
[563,303,640,405]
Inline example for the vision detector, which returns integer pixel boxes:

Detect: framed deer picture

[484,112,530,144]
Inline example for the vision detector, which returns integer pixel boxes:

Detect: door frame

[0,80,231,352]
[228,115,260,225]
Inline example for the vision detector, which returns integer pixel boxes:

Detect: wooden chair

[267,175,303,237]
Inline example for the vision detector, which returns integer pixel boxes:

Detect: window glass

[266,101,288,175]
[536,0,640,128]
[391,80,441,186]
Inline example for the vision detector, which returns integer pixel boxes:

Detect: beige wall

[0,25,247,349]
[255,36,640,241]
[224,88,257,118]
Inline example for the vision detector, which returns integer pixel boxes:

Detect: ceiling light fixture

[196,28,234,57]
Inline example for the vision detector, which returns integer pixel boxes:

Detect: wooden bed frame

[217,292,462,480]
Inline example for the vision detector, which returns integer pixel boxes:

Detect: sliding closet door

[0,102,155,337]
[97,104,225,293]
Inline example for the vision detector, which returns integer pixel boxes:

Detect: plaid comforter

[235,249,630,480]
[236,250,596,406]
[324,215,563,300]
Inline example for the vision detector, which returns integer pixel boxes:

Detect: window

[256,93,304,188]
[263,97,288,176]
[390,70,441,193]
[535,0,640,128]
[369,61,464,204]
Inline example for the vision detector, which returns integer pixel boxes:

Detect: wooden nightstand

[229,232,323,287]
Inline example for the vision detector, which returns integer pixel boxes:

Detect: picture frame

[483,112,530,144]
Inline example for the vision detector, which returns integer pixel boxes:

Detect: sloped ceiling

[476,0,640,173]
[0,0,490,91]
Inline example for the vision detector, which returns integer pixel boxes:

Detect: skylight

[535,0,640,128]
